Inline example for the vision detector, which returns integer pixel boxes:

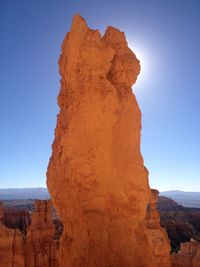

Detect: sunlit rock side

[144,189,171,267]
[24,200,59,267]
[0,202,24,267]
[47,14,160,267]
[171,241,200,267]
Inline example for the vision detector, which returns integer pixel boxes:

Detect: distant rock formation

[144,189,171,267]
[157,196,185,212]
[160,191,200,208]
[0,200,60,267]
[3,208,31,234]
[158,197,200,252]
[171,240,200,267]
[0,202,24,267]
[24,200,59,267]
[47,14,171,267]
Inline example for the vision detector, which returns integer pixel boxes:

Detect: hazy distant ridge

[0,188,200,208]
[160,190,200,208]
[0,188,50,200]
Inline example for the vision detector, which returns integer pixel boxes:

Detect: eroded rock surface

[3,208,31,234]
[171,241,200,267]
[0,200,60,267]
[47,14,160,267]
[0,202,24,267]
[144,189,171,267]
[158,196,200,252]
[24,200,59,267]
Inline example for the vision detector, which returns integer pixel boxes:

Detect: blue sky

[0,0,199,191]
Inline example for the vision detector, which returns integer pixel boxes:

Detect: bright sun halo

[128,41,149,84]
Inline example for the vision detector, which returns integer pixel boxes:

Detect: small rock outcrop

[47,14,165,267]
[0,202,24,267]
[24,200,59,267]
[0,200,60,267]
[171,241,200,267]
[144,189,171,267]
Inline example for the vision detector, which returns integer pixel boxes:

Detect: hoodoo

[47,14,170,267]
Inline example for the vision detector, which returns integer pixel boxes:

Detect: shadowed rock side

[144,189,171,267]
[47,14,168,267]
[3,208,31,234]
[171,241,200,267]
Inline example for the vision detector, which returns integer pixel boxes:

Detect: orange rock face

[47,14,160,267]
[171,241,200,267]
[144,189,171,267]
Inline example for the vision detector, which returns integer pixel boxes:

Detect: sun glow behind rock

[127,41,151,87]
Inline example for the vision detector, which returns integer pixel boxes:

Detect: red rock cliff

[47,14,160,267]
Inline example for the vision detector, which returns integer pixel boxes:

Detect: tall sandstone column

[47,14,159,267]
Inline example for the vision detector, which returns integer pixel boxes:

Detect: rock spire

[47,14,168,267]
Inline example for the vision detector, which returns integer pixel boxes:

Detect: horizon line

[0,187,200,193]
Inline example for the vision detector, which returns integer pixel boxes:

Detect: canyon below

[0,193,200,266]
